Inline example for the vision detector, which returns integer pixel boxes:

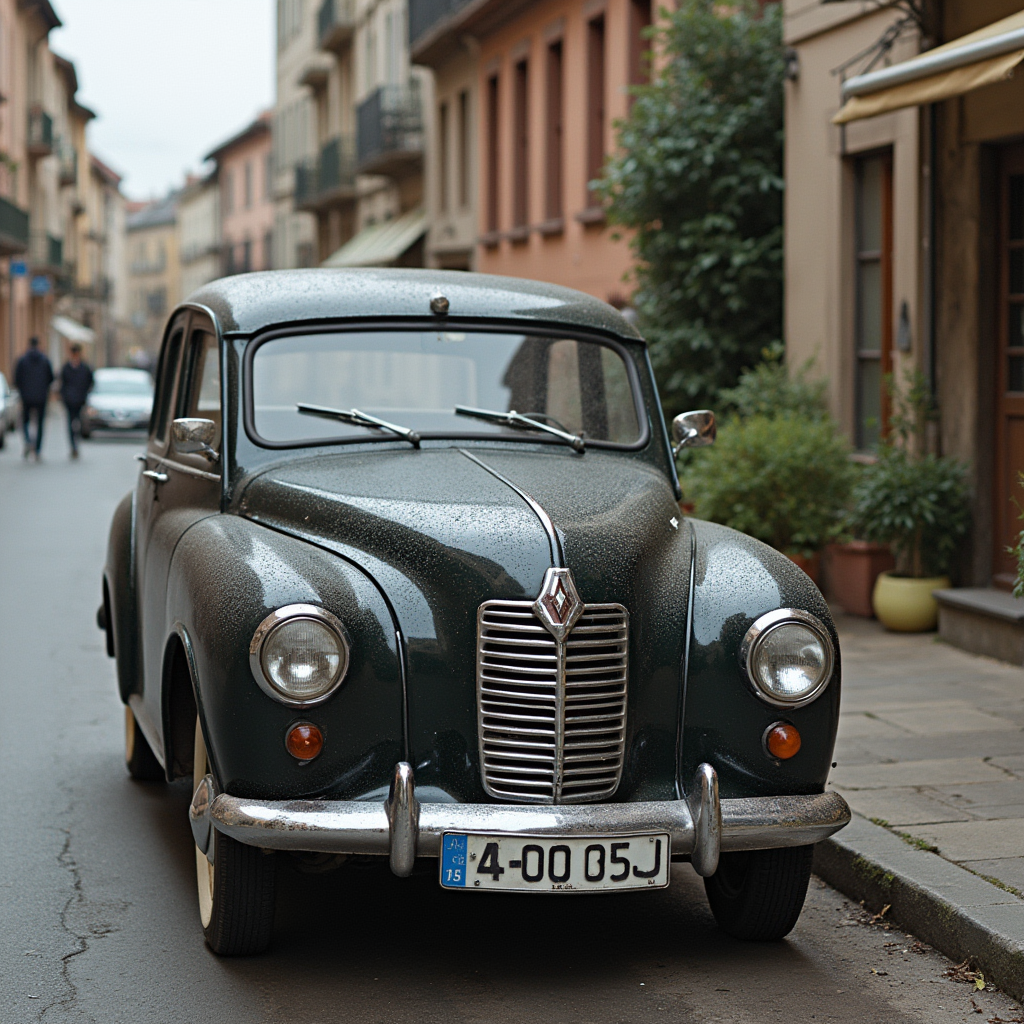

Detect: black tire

[704,844,815,941]
[194,718,275,955]
[125,706,164,781]
[0,427,5,449]
[80,423,92,439]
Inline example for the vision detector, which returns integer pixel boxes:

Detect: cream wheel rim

[124,707,136,764]
[194,717,214,928]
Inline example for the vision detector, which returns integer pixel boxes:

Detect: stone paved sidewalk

[829,613,1024,896]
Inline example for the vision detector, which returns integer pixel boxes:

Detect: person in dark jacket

[14,336,54,460]
[60,344,94,458]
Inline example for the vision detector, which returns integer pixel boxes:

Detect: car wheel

[704,844,815,941]
[0,427,5,449]
[193,717,276,955]
[80,424,92,439]
[125,706,164,781]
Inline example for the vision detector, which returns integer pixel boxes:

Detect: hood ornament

[532,567,584,642]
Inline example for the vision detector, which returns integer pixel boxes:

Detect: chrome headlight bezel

[249,604,351,706]
[738,608,834,709]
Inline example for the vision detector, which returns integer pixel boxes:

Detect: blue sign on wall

[10,260,27,277]
[30,275,50,296]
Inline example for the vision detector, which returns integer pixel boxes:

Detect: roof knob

[430,292,449,316]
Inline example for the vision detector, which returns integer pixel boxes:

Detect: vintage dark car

[100,269,849,955]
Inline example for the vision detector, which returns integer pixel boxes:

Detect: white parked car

[82,368,154,437]
[0,371,20,448]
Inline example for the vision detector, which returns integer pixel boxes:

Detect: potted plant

[681,408,856,583]
[844,372,970,631]
[846,446,969,631]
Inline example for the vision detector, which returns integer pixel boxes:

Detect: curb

[814,813,1024,1001]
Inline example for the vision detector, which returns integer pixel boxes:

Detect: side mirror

[671,410,716,456]
[172,418,219,462]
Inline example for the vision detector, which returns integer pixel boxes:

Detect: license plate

[439,832,671,892]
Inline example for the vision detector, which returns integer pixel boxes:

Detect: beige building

[178,173,221,298]
[126,193,179,365]
[785,0,1024,604]
[273,0,319,268]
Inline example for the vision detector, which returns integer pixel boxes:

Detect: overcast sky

[49,0,275,200]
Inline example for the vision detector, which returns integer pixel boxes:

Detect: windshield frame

[242,321,651,453]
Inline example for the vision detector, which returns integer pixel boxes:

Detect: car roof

[184,268,644,342]
[95,367,152,381]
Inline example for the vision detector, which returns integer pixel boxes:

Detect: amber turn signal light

[286,723,323,761]
[765,722,801,760]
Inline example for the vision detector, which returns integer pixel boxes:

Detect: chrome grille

[477,600,628,803]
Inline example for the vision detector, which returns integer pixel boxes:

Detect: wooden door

[994,145,1024,586]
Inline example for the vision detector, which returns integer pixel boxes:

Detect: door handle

[142,470,169,484]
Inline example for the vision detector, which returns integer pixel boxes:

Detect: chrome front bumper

[190,762,850,880]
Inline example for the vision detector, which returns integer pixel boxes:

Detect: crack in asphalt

[41,826,88,1022]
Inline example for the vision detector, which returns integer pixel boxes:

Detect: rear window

[249,329,642,448]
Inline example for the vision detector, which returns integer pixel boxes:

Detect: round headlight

[740,609,834,708]
[250,605,350,705]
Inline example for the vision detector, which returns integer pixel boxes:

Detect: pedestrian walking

[14,336,54,460]
[59,344,93,459]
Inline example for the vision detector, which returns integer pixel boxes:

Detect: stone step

[934,587,1024,666]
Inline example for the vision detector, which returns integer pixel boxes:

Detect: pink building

[206,113,274,275]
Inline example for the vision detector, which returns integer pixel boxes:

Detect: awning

[51,315,95,344]
[322,209,427,268]
[834,11,1024,124]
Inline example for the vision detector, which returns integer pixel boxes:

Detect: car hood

[239,445,692,801]
[88,393,152,412]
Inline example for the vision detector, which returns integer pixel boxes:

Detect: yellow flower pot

[871,571,950,633]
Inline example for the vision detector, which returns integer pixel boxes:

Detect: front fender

[166,514,405,801]
[681,519,840,800]
[104,489,140,704]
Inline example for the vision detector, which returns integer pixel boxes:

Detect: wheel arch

[161,626,202,783]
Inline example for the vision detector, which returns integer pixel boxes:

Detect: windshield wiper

[454,405,586,452]
[297,403,421,448]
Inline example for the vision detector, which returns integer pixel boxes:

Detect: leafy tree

[596,0,785,415]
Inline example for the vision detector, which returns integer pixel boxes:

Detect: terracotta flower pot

[824,541,896,618]
[786,551,821,586]
[872,571,951,632]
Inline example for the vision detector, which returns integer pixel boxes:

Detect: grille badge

[532,567,584,642]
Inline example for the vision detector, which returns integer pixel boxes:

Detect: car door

[135,318,223,747]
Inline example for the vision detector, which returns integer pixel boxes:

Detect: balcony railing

[0,195,29,255]
[30,229,62,271]
[27,109,53,156]
[318,0,355,50]
[356,84,423,177]
[58,138,78,186]
[295,135,357,210]
[409,0,473,56]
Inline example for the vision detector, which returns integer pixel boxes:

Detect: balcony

[318,0,355,51]
[295,136,357,211]
[409,0,474,62]
[27,108,53,158]
[30,230,62,271]
[356,84,423,177]
[0,195,29,255]
[58,139,78,187]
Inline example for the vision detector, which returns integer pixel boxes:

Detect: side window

[152,329,184,443]
[178,331,222,452]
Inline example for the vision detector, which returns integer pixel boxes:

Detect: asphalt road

[2,420,1022,1024]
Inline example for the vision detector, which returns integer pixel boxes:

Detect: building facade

[409,0,645,296]
[125,193,179,366]
[206,114,274,276]
[272,0,319,269]
[784,0,1024,596]
[178,173,221,299]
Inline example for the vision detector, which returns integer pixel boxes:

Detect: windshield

[94,374,153,396]
[250,330,642,447]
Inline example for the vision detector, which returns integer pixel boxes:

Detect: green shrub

[682,412,856,556]
[846,447,969,578]
[596,0,785,414]
[718,349,829,420]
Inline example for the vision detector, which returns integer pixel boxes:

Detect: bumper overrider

[190,761,850,880]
